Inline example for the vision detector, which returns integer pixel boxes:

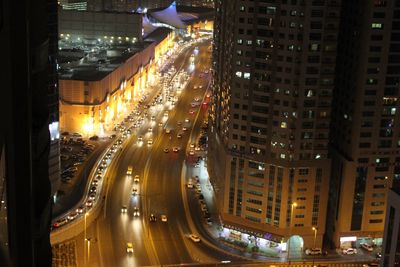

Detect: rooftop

[58,43,149,81]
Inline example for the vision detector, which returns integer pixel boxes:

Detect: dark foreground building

[0,0,55,266]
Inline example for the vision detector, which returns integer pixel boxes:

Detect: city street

[69,39,239,267]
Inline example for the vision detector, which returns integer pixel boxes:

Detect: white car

[305,248,322,255]
[126,242,134,253]
[161,215,168,222]
[147,139,153,145]
[134,175,140,183]
[189,234,201,242]
[343,247,357,255]
[189,150,195,156]
[361,243,373,252]
[121,206,128,213]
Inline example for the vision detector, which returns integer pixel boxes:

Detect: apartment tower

[327,0,400,248]
[209,0,340,251]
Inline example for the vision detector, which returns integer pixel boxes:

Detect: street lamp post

[312,226,318,267]
[84,211,89,267]
[287,202,297,263]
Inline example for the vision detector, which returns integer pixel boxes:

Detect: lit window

[244,72,251,79]
[281,122,287,128]
[371,23,383,29]
[235,71,242,77]
[315,154,321,159]
[237,39,243,44]
[280,153,286,159]
[239,6,245,11]
[391,108,396,115]
[247,40,252,45]
[307,90,314,97]
[310,44,319,51]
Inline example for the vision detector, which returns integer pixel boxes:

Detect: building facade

[209,0,341,252]
[58,8,143,43]
[59,30,174,135]
[327,0,400,248]
[382,189,400,267]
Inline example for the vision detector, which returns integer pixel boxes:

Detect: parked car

[305,248,322,255]
[361,243,373,252]
[342,247,357,255]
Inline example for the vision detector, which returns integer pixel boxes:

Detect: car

[189,150,195,156]
[361,243,374,252]
[127,166,133,175]
[187,182,193,188]
[126,242,134,253]
[147,139,153,145]
[67,213,77,221]
[86,200,93,207]
[194,86,198,89]
[194,97,200,102]
[177,134,182,139]
[165,129,171,134]
[151,116,156,121]
[134,175,140,183]
[189,109,195,115]
[189,234,200,242]
[121,206,128,213]
[76,206,84,214]
[376,252,382,259]
[195,146,201,151]
[161,215,168,222]
[173,147,180,152]
[182,127,188,131]
[158,122,163,127]
[133,207,140,217]
[305,248,322,255]
[89,192,96,201]
[164,148,169,153]
[132,188,138,196]
[184,118,190,123]
[149,213,157,222]
[148,127,153,133]
[199,85,203,89]
[137,136,143,142]
[177,121,182,126]
[201,205,208,212]
[190,143,195,148]
[342,247,357,255]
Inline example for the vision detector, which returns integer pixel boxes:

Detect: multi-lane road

[75,39,237,267]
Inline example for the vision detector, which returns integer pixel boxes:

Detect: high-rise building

[209,0,341,252]
[49,0,61,200]
[382,188,400,267]
[327,0,400,249]
[0,0,54,265]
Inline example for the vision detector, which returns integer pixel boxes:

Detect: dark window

[351,167,367,231]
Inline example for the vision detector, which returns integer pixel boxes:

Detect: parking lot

[60,133,99,184]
